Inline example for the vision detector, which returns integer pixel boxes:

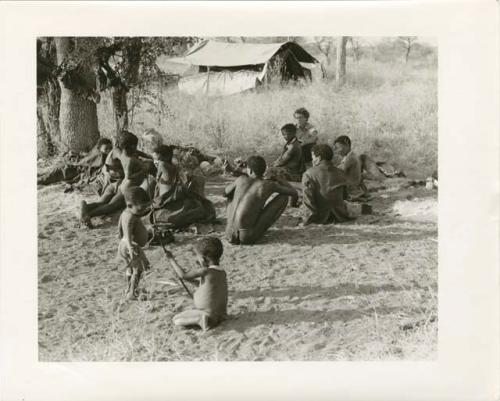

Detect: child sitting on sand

[164,237,228,331]
[117,186,152,300]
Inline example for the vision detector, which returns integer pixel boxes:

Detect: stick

[147,175,193,299]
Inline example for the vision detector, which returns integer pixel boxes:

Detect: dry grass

[96,60,437,179]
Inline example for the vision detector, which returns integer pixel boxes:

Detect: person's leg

[87,190,125,218]
[173,309,211,331]
[239,194,288,244]
[164,199,207,228]
[81,184,117,221]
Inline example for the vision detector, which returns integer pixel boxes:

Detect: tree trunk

[404,46,411,63]
[45,77,61,148]
[112,84,128,136]
[37,38,61,156]
[111,38,142,138]
[55,37,99,153]
[37,97,53,158]
[335,36,347,87]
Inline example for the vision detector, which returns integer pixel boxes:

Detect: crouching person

[225,156,299,245]
[165,237,228,331]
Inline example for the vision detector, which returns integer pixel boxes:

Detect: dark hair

[153,145,174,163]
[312,144,334,161]
[281,123,297,135]
[123,186,149,205]
[333,135,352,148]
[96,137,112,148]
[246,155,267,177]
[117,130,139,154]
[195,236,223,263]
[294,107,310,120]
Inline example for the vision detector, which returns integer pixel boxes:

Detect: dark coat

[302,160,351,224]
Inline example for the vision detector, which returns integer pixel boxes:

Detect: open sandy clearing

[38,177,437,361]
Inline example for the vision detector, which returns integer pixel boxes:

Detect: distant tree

[336,36,348,87]
[347,37,362,63]
[398,36,418,63]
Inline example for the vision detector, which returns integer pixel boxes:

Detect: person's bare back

[225,158,298,245]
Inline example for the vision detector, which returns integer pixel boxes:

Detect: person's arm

[270,180,299,206]
[136,150,154,160]
[301,172,318,223]
[273,144,295,167]
[224,177,239,199]
[164,250,208,282]
[125,159,148,181]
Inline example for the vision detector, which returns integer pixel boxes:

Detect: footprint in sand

[40,274,55,284]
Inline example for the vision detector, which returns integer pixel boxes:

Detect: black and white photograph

[1,1,499,400]
[36,35,438,361]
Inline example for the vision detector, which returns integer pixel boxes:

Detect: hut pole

[206,66,210,95]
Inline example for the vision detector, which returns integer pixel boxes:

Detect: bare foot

[200,314,210,332]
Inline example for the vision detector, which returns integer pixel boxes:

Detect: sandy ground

[38,176,437,361]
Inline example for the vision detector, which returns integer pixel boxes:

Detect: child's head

[311,144,334,165]
[123,186,150,216]
[280,123,297,142]
[333,135,352,156]
[293,107,310,128]
[152,145,174,163]
[96,137,113,155]
[117,130,139,155]
[181,154,199,172]
[194,236,224,266]
[246,155,267,178]
[142,128,163,154]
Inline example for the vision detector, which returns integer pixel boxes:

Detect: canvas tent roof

[168,40,318,67]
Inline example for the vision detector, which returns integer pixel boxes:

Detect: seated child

[117,186,151,300]
[180,153,206,197]
[116,130,150,193]
[332,135,364,198]
[152,144,179,199]
[165,237,228,331]
[225,155,299,245]
[268,123,305,182]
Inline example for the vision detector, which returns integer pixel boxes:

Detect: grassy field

[97,59,437,178]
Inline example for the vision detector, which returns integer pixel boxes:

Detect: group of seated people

[69,107,368,332]
[77,107,364,241]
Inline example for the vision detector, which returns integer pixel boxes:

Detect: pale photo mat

[0,1,499,400]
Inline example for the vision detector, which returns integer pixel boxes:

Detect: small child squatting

[117,186,152,300]
[165,237,228,331]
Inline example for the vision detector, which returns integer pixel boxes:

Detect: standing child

[117,186,152,300]
[165,237,228,331]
